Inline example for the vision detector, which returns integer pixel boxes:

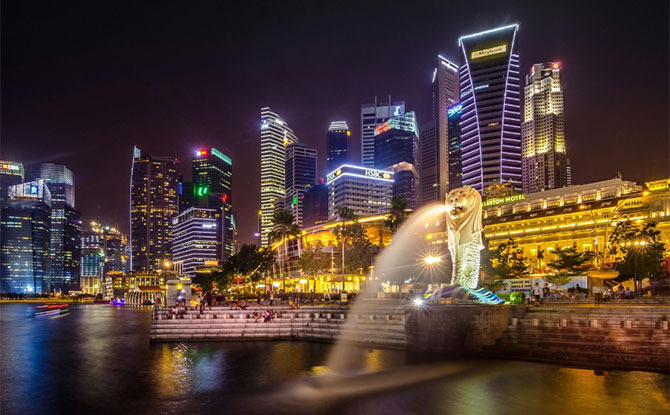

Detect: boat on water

[32,303,70,318]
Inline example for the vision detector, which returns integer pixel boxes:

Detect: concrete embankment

[491,305,670,372]
[150,299,670,371]
[150,300,407,349]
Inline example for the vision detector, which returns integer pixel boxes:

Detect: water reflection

[1,304,668,415]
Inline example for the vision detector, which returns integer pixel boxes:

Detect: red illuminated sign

[374,122,390,135]
[200,150,208,156]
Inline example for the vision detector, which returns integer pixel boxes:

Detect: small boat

[110,298,125,306]
[33,303,69,318]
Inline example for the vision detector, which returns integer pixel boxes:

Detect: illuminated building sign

[482,194,525,206]
[195,186,209,197]
[326,165,394,184]
[471,44,507,60]
[393,106,403,116]
[375,122,390,135]
[1,163,20,171]
[447,103,463,118]
[30,185,39,195]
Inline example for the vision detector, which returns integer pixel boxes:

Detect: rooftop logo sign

[471,44,507,60]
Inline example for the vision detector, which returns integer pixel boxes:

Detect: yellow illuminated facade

[481,177,670,274]
[266,214,392,293]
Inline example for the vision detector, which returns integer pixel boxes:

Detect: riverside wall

[150,300,670,371]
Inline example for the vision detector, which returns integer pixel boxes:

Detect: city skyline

[3,2,668,245]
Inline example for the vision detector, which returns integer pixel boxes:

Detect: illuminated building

[326,164,393,221]
[172,207,220,278]
[303,184,329,228]
[361,96,405,168]
[374,111,419,208]
[419,56,459,206]
[447,102,463,189]
[458,24,522,192]
[63,205,81,291]
[269,213,392,291]
[193,147,235,259]
[522,62,570,193]
[260,107,299,246]
[327,121,351,171]
[285,143,317,228]
[130,146,179,272]
[0,161,24,201]
[1,181,52,294]
[24,163,78,293]
[479,177,670,274]
[80,222,128,294]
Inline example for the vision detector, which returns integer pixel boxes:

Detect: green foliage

[609,221,666,281]
[481,238,530,279]
[268,210,301,281]
[298,245,330,276]
[334,208,374,274]
[222,244,276,289]
[192,271,215,292]
[547,247,591,276]
[385,197,411,234]
[510,292,525,304]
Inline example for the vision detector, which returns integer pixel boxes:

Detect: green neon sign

[292,196,298,206]
[195,186,209,197]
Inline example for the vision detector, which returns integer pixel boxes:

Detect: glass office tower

[458,24,521,192]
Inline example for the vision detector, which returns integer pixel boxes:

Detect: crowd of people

[530,282,637,305]
[252,309,277,323]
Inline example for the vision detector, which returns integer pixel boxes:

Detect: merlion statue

[445,186,484,289]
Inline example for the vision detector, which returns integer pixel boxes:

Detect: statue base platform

[428,285,504,304]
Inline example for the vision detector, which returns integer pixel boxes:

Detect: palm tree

[268,210,300,291]
[385,197,410,234]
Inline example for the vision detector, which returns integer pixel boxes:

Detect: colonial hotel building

[269,176,668,292]
[481,177,670,274]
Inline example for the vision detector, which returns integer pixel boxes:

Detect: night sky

[2,1,668,245]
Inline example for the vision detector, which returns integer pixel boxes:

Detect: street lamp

[424,256,441,265]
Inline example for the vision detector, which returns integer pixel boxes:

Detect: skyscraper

[458,24,522,193]
[1,181,52,294]
[0,161,24,202]
[130,146,179,272]
[373,111,419,208]
[522,62,570,193]
[326,164,394,221]
[193,147,235,259]
[260,107,299,246]
[447,102,464,190]
[24,162,78,292]
[285,142,317,228]
[327,121,350,171]
[361,97,405,168]
[80,222,127,294]
[418,56,460,206]
[171,207,220,278]
[302,183,329,228]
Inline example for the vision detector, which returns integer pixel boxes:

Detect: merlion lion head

[446,187,481,222]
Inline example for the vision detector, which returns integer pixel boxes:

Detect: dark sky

[2,0,669,245]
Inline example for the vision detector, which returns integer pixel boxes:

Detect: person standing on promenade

[269,292,274,306]
[592,284,602,306]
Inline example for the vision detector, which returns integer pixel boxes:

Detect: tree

[547,247,591,276]
[298,245,330,293]
[268,210,301,290]
[385,197,411,234]
[481,238,530,280]
[609,221,666,284]
[298,245,330,276]
[222,244,276,292]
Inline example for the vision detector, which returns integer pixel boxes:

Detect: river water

[1,303,668,415]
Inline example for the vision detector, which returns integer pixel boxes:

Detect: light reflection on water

[1,304,668,415]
